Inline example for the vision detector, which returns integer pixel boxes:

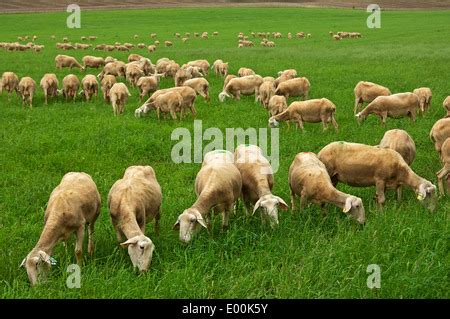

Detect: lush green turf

[0,7,449,298]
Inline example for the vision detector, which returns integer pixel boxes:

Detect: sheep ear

[120,236,140,248]
[20,258,27,268]
[275,196,289,211]
[172,220,180,231]
[193,210,207,229]
[343,197,352,213]
[38,251,51,265]
[253,198,263,215]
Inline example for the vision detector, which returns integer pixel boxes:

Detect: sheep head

[416,182,437,212]
[218,92,229,102]
[20,250,52,286]
[268,117,279,128]
[343,196,365,224]
[355,112,366,123]
[120,235,155,272]
[173,208,207,244]
[253,194,289,228]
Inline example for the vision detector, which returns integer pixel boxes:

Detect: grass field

[0,7,449,298]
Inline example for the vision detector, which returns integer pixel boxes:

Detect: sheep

[75,43,92,50]
[413,87,432,114]
[133,34,139,39]
[219,75,264,102]
[187,60,210,76]
[288,152,365,224]
[55,54,84,71]
[97,61,126,80]
[100,74,116,103]
[182,77,210,102]
[267,95,287,117]
[33,45,44,52]
[194,32,200,37]
[444,96,450,117]
[39,74,59,105]
[174,32,181,38]
[18,76,36,108]
[430,117,450,155]
[81,36,87,41]
[109,83,131,115]
[378,129,416,201]
[150,33,157,39]
[212,59,229,77]
[238,67,255,77]
[125,63,144,87]
[128,53,143,62]
[355,92,419,125]
[21,172,101,286]
[234,145,288,228]
[164,41,173,47]
[82,55,105,70]
[136,73,163,101]
[156,59,180,77]
[257,80,276,107]
[108,166,161,272]
[275,77,310,100]
[123,43,134,49]
[317,141,437,211]
[0,72,19,99]
[136,86,197,118]
[173,150,242,243]
[154,40,160,46]
[277,69,297,78]
[137,43,146,49]
[354,81,391,114]
[80,74,99,101]
[61,74,80,102]
[436,138,450,196]
[333,34,341,41]
[201,32,209,39]
[154,91,184,120]
[223,74,237,92]
[88,36,97,41]
[268,98,338,132]
[213,31,219,36]
[104,56,117,64]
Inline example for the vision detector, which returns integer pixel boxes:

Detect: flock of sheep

[1,31,450,287]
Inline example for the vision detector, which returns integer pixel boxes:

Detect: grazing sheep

[154,91,184,120]
[430,117,450,155]
[212,59,229,77]
[354,81,391,114]
[137,43,146,49]
[61,74,80,101]
[21,172,101,286]
[154,40,160,46]
[223,74,237,92]
[136,73,163,101]
[238,67,255,77]
[88,36,97,41]
[80,74,98,101]
[257,80,276,107]
[164,41,173,47]
[333,35,341,41]
[355,92,419,125]
[82,55,105,70]
[443,96,450,117]
[274,71,297,87]
[18,76,36,108]
[268,98,338,132]
[234,145,288,227]
[378,129,416,200]
[108,166,161,272]
[55,54,84,71]
[125,63,144,87]
[268,95,288,117]
[104,56,117,64]
[182,77,210,102]
[100,75,117,103]
[187,60,210,76]
[40,74,59,105]
[219,75,264,102]
[436,138,450,196]
[275,77,310,100]
[157,60,180,78]
[128,54,143,63]
[288,152,365,224]
[136,86,197,118]
[33,45,44,52]
[213,31,219,36]
[150,33,157,39]
[413,87,432,114]
[318,141,437,211]
[97,61,126,80]
[109,82,131,115]
[0,71,19,99]
[173,150,242,243]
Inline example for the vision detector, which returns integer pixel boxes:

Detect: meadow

[0,7,449,298]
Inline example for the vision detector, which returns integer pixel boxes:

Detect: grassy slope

[0,7,449,298]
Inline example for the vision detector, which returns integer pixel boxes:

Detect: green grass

[0,7,449,298]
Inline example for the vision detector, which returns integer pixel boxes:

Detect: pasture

[0,7,449,298]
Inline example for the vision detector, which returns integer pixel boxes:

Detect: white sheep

[100,74,116,103]
[61,74,80,101]
[40,74,59,105]
[219,75,263,102]
[136,73,163,102]
[82,55,105,70]
[55,54,84,71]
[1,71,19,99]
[443,96,450,117]
[430,117,450,155]
[238,67,255,77]
[182,77,210,102]
[109,82,131,115]
[288,152,365,224]
[318,141,437,211]
[173,150,242,243]
[257,79,276,107]
[267,95,288,117]
[21,172,101,285]
[80,74,99,101]
[154,91,184,120]
[18,76,36,108]
[275,77,310,100]
[234,145,288,228]
[436,138,450,196]
[108,166,161,272]
[354,81,391,114]
[413,87,432,114]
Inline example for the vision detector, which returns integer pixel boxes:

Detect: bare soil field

[0,0,449,13]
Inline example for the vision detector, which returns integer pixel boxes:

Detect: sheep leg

[154,210,161,236]
[331,115,339,132]
[114,224,123,242]
[409,110,417,123]
[321,117,328,131]
[375,180,386,210]
[354,98,360,115]
[396,186,402,202]
[290,190,296,212]
[221,206,232,232]
[300,193,308,210]
[297,117,305,131]
[75,225,85,265]
[437,165,450,196]
[87,222,95,256]
[381,113,387,125]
